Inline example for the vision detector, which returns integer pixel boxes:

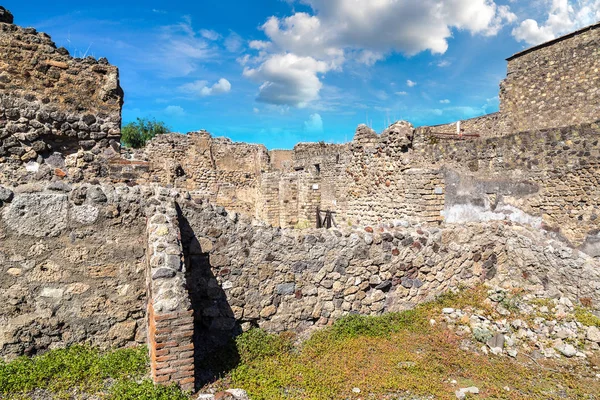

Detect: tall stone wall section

[141,132,269,217]
[501,23,600,133]
[343,123,445,227]
[0,183,148,359]
[0,17,123,186]
[417,121,600,250]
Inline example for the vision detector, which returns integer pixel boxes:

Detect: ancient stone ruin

[0,9,599,392]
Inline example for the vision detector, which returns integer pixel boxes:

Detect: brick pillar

[145,190,195,392]
[148,304,195,391]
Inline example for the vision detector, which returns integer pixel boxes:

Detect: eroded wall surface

[178,199,600,340]
[0,183,147,359]
[0,19,123,186]
[419,121,600,248]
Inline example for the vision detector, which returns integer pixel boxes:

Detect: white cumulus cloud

[407,80,417,88]
[164,105,185,116]
[179,78,232,97]
[242,0,516,107]
[512,0,600,45]
[243,53,329,107]
[440,99,451,104]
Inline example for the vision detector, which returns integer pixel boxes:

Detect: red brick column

[148,303,195,391]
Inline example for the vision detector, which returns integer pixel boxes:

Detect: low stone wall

[2,182,599,390]
[0,182,148,359]
[178,199,600,340]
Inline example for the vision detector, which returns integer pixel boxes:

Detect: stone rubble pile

[439,288,600,361]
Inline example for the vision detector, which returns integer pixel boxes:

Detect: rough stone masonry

[0,8,599,393]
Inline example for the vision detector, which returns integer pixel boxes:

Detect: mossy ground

[2,288,599,399]
[0,345,187,399]
[209,287,600,399]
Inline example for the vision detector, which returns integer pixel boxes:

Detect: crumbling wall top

[0,6,13,24]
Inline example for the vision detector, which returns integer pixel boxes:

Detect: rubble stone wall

[178,199,600,342]
[419,121,600,248]
[417,112,511,140]
[0,18,123,186]
[140,132,269,217]
[501,23,600,133]
[0,183,147,360]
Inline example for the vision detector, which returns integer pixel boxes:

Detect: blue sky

[5,0,599,149]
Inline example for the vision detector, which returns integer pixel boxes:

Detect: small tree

[121,118,169,148]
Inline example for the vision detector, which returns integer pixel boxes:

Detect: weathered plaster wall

[501,23,600,133]
[0,183,147,359]
[0,17,123,186]
[419,121,600,248]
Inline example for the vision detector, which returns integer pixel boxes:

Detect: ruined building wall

[0,183,148,359]
[0,18,123,186]
[417,23,600,139]
[178,199,600,341]
[141,132,269,216]
[419,112,511,140]
[342,123,445,227]
[501,23,600,133]
[417,121,600,250]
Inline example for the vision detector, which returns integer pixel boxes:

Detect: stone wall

[416,23,600,139]
[178,198,600,342]
[501,23,600,133]
[343,123,445,227]
[0,182,147,359]
[418,121,600,249]
[418,112,511,140]
[139,132,269,217]
[145,188,195,392]
[0,16,123,186]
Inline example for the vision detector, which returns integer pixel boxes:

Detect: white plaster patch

[443,204,542,228]
[40,288,64,298]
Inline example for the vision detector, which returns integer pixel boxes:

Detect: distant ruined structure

[0,8,598,392]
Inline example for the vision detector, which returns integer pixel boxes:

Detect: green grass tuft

[109,379,189,400]
[0,345,188,399]
[575,307,600,328]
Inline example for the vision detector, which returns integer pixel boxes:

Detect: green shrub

[121,118,169,148]
[236,329,293,363]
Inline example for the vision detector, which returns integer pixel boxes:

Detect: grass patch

[211,287,600,399]
[574,307,600,328]
[0,345,189,399]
